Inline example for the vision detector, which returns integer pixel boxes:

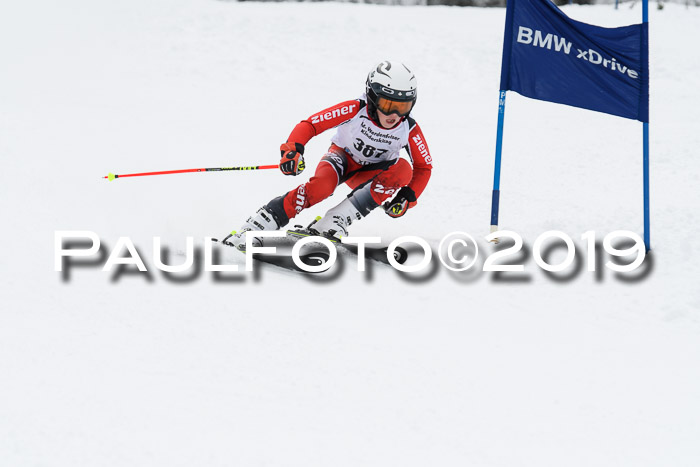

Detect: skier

[228,60,433,248]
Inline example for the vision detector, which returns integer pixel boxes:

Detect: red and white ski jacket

[286,97,433,201]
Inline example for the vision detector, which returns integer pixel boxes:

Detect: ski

[286,227,408,265]
[211,225,408,273]
[210,237,330,273]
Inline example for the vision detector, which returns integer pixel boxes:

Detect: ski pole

[103,164,279,181]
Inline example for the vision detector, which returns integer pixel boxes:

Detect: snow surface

[1,1,699,466]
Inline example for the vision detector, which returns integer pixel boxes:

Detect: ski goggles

[375,96,415,117]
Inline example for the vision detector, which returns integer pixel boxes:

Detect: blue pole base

[490,189,501,226]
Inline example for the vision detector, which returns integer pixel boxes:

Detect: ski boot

[222,206,279,251]
[310,197,362,240]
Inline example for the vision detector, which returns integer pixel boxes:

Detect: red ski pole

[104,164,279,181]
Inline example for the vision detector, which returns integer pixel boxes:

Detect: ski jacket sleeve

[405,121,433,201]
[286,100,363,146]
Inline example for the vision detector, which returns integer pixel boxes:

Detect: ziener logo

[311,104,357,124]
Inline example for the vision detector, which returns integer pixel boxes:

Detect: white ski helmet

[365,60,417,121]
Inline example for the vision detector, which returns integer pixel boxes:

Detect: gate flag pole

[642,0,651,251]
[490,90,507,237]
[489,0,515,239]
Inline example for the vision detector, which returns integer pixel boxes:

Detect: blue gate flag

[500,0,649,122]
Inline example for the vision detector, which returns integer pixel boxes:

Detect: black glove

[279,142,305,176]
[384,186,417,218]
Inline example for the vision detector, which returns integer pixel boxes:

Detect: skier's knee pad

[319,147,349,183]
